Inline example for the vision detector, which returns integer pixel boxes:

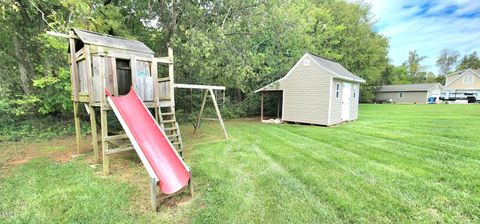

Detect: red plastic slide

[106,87,190,194]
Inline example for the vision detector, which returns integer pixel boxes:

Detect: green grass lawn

[1,104,479,223]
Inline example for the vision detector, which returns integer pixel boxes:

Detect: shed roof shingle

[73,28,154,54]
[308,53,366,83]
[378,83,441,92]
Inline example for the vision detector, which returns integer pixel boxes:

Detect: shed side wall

[279,59,332,125]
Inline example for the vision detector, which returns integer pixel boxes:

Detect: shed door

[341,82,351,121]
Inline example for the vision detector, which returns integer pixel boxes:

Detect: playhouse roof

[72,28,154,54]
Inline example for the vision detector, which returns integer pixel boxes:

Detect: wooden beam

[84,45,93,104]
[73,101,81,154]
[194,90,208,134]
[151,178,158,212]
[46,31,79,39]
[111,57,118,96]
[69,31,79,101]
[174,83,226,90]
[260,92,264,121]
[101,109,109,175]
[209,89,228,139]
[131,55,137,91]
[168,47,175,103]
[89,104,99,162]
[154,57,173,64]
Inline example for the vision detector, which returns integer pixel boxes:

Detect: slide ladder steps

[158,100,185,157]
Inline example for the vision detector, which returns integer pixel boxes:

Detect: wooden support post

[260,92,264,121]
[188,175,194,197]
[168,47,174,103]
[89,105,99,162]
[209,89,228,139]
[68,31,79,101]
[73,101,81,155]
[131,55,137,90]
[101,109,109,175]
[111,57,118,96]
[150,178,158,212]
[98,55,110,175]
[194,90,208,134]
[84,45,94,104]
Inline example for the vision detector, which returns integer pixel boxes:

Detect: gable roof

[255,53,365,93]
[444,68,480,88]
[446,68,480,77]
[72,28,154,54]
[378,83,442,92]
[307,53,366,83]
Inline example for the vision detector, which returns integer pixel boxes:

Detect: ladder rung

[164,127,177,131]
[162,119,175,123]
[172,141,181,145]
[161,112,174,116]
[167,134,179,138]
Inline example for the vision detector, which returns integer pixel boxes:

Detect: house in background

[441,69,480,103]
[255,53,365,126]
[375,83,443,104]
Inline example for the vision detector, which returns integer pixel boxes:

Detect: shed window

[464,75,474,84]
[353,86,356,99]
[303,59,311,66]
[335,83,340,98]
[399,92,404,98]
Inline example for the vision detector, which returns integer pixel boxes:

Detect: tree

[405,50,427,83]
[457,51,480,71]
[436,49,459,76]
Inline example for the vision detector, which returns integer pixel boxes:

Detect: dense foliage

[4,0,476,136]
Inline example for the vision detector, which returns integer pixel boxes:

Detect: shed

[375,83,443,104]
[255,53,365,126]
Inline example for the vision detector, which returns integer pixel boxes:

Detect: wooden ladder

[157,100,185,157]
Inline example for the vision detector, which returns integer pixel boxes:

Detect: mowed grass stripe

[236,124,416,223]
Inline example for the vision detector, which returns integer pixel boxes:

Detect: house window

[303,59,311,66]
[464,75,474,84]
[335,83,340,98]
[399,92,404,98]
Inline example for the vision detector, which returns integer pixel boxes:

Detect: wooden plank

[75,48,84,59]
[131,55,137,91]
[73,101,82,154]
[46,31,79,39]
[105,134,128,141]
[154,57,172,64]
[194,90,208,134]
[151,178,158,212]
[105,146,134,155]
[209,89,228,139]
[111,57,118,96]
[84,45,94,104]
[89,104,99,162]
[69,31,79,101]
[261,92,264,120]
[101,110,109,175]
[168,48,174,103]
[106,57,115,94]
[174,83,226,90]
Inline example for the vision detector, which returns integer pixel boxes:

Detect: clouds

[363,0,480,73]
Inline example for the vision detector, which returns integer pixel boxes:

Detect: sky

[361,0,480,74]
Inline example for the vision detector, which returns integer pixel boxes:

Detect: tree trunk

[13,34,31,96]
